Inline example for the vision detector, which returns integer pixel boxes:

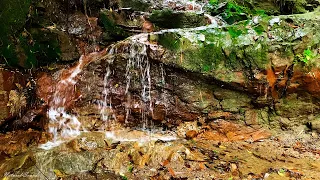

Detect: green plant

[228,26,244,38]
[209,0,218,5]
[121,175,128,180]
[296,48,316,64]
[128,165,133,173]
[278,168,286,173]
[225,2,245,18]
[253,25,265,35]
[303,48,314,63]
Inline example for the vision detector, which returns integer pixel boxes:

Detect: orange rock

[186,130,198,139]
[199,131,228,142]
[251,130,271,141]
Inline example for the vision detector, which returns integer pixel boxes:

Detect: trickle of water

[124,41,153,129]
[99,46,117,129]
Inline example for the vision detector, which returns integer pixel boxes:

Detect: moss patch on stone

[149,9,207,29]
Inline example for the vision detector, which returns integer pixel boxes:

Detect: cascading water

[98,45,117,129]
[124,41,153,130]
[40,58,84,149]
[101,38,177,142]
[40,37,175,149]
[40,50,107,149]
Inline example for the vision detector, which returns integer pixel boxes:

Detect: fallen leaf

[168,167,175,177]
[53,169,65,178]
[162,159,169,166]
[199,163,205,170]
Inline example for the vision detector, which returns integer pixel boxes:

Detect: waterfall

[40,38,169,149]
[40,50,107,150]
[40,57,84,149]
[124,41,153,129]
[98,45,117,129]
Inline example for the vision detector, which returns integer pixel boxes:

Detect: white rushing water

[40,56,86,150]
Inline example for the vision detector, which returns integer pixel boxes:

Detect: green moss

[184,43,225,72]
[253,25,265,35]
[228,27,244,38]
[158,33,181,51]
[100,11,129,41]
[243,41,268,69]
[149,10,207,29]
[0,0,31,40]
[0,0,32,67]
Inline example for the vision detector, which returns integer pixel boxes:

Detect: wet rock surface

[1,127,320,179]
[0,69,29,126]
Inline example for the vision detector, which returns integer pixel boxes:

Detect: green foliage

[0,0,61,68]
[253,25,265,35]
[206,0,268,24]
[0,0,32,40]
[209,0,219,5]
[228,27,244,38]
[121,175,128,180]
[225,2,246,18]
[303,48,313,63]
[128,165,133,173]
[221,1,249,24]
[255,10,267,17]
[296,48,316,65]
[0,0,31,67]
[227,22,249,38]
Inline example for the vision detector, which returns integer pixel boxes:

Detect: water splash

[40,50,107,150]
[105,130,177,143]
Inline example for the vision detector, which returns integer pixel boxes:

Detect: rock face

[44,10,316,130]
[0,69,27,125]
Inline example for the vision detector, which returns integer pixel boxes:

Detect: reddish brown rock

[0,69,27,125]
[200,120,271,142]
[152,104,166,121]
[186,130,198,139]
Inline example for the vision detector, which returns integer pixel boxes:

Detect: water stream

[40,39,176,149]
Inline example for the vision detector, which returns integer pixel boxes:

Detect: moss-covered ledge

[139,11,320,85]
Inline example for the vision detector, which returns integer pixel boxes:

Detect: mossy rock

[0,0,63,68]
[99,10,131,42]
[149,9,208,29]
[155,11,320,84]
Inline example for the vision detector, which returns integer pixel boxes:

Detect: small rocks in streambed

[177,121,200,138]
[230,163,239,176]
[185,130,198,139]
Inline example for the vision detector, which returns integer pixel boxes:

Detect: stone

[245,110,258,126]
[0,69,27,125]
[185,130,198,139]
